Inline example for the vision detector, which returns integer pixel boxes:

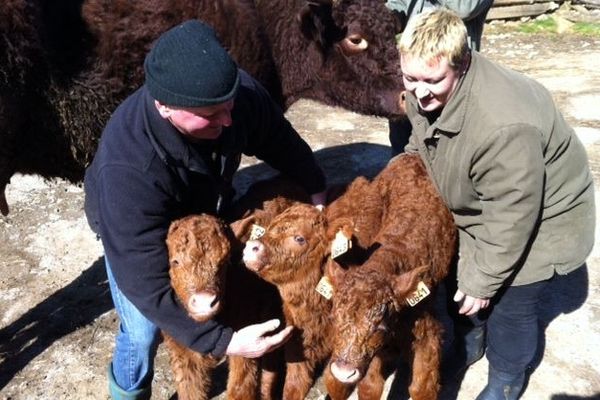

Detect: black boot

[442,322,486,382]
[475,365,525,400]
[457,322,486,366]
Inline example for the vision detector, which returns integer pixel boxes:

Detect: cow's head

[326,261,428,384]
[297,0,406,118]
[166,214,232,322]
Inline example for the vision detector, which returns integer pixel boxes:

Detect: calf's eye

[293,235,306,244]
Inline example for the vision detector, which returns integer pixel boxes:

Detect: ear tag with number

[406,281,430,307]
[331,230,352,259]
[249,224,266,240]
[315,276,333,300]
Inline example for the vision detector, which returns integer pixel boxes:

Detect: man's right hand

[225,319,293,358]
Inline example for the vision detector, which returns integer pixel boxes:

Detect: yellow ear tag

[315,276,333,300]
[249,224,266,240]
[406,281,430,307]
[331,230,352,259]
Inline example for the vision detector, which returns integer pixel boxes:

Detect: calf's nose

[330,360,362,384]
[187,291,220,320]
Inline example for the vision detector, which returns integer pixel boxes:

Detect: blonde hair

[398,8,469,69]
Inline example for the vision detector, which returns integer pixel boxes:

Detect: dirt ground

[1,9,599,400]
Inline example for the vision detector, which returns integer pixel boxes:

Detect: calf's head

[242,203,330,285]
[327,262,428,384]
[166,214,232,322]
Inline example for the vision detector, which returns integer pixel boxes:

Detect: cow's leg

[408,312,443,400]
[259,350,283,400]
[356,354,386,400]
[282,361,314,399]
[164,336,217,400]
[226,355,260,400]
[0,95,21,216]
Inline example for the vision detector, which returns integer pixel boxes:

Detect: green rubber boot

[107,364,152,400]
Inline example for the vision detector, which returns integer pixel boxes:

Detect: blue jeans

[105,258,161,391]
[484,280,550,373]
[447,276,550,375]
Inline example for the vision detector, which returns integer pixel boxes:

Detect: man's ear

[459,51,472,76]
[155,100,171,119]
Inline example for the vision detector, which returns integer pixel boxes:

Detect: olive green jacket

[405,51,595,298]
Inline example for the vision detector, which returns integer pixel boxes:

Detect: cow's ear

[391,265,428,303]
[391,9,407,34]
[298,0,346,50]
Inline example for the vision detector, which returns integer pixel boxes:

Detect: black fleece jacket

[84,70,325,356]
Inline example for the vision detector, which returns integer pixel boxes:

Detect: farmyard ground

[1,15,599,400]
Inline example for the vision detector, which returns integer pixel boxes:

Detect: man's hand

[311,190,327,209]
[225,319,294,358]
[453,289,490,316]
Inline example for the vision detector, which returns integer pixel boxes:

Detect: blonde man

[399,9,594,400]
[385,0,493,155]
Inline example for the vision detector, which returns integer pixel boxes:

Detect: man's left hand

[454,289,490,316]
[311,190,327,209]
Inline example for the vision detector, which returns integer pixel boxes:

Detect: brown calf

[164,213,283,400]
[326,154,456,400]
[242,203,353,400]
[242,154,456,399]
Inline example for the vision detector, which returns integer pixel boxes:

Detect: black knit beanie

[144,20,240,107]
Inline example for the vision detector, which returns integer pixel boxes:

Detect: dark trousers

[445,273,551,374]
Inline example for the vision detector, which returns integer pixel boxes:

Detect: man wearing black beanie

[84,20,326,399]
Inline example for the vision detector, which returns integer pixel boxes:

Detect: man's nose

[415,84,430,99]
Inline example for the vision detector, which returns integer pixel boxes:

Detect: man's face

[156,100,234,141]
[400,54,462,113]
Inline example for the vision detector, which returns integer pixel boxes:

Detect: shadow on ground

[0,257,112,389]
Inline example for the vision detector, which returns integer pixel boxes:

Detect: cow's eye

[293,235,306,244]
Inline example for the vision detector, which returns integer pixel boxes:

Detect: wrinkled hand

[453,289,490,316]
[225,319,294,358]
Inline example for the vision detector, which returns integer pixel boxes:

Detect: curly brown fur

[165,214,284,400]
[0,0,405,214]
[325,154,456,400]
[242,203,354,399]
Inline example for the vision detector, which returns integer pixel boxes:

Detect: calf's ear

[230,215,256,241]
[325,258,346,286]
[326,217,354,243]
[167,217,183,236]
[391,265,429,301]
